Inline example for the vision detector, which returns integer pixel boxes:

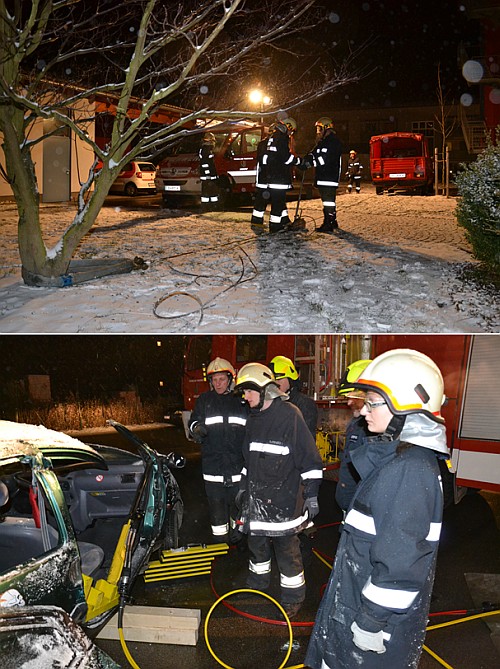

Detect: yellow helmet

[349,149,357,156]
[315,117,333,131]
[269,355,299,381]
[283,117,297,134]
[206,357,235,380]
[337,359,372,398]
[352,349,445,423]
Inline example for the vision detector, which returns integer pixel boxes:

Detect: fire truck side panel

[372,334,500,493]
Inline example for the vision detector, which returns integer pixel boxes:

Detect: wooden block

[96,605,201,646]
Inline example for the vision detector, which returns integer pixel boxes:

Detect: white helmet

[206,357,235,382]
[352,349,445,423]
[235,363,287,401]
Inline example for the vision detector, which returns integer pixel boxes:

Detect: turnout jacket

[288,386,318,438]
[345,157,363,178]
[307,130,343,188]
[335,415,367,512]
[199,144,218,181]
[239,399,323,537]
[255,136,269,189]
[305,434,444,669]
[263,130,300,190]
[189,390,248,485]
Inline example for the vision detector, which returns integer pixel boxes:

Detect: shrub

[455,128,500,271]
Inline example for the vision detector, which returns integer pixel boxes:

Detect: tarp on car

[0,421,106,470]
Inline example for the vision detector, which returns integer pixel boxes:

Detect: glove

[350,621,386,654]
[301,157,313,170]
[190,422,208,443]
[303,496,319,519]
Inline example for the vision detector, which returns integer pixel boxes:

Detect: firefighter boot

[317,212,338,234]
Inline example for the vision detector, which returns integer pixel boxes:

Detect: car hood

[0,421,107,470]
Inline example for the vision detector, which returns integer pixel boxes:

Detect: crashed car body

[0,419,184,667]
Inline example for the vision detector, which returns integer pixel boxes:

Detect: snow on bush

[455,129,500,270]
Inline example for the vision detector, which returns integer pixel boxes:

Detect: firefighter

[199,132,220,212]
[269,355,318,437]
[234,362,323,618]
[335,359,371,515]
[303,117,343,233]
[188,357,248,545]
[346,149,363,193]
[258,118,301,232]
[305,349,449,669]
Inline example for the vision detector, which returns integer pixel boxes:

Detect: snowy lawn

[0,186,498,333]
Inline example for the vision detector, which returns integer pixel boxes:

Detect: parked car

[155,121,266,205]
[0,419,184,666]
[109,160,157,196]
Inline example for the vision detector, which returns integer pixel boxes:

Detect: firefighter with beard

[335,359,372,515]
[305,349,450,669]
[302,117,343,233]
[269,355,318,438]
[234,363,323,619]
[188,357,248,545]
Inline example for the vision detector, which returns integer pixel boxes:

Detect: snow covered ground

[0,186,498,333]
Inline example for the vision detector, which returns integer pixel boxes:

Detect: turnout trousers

[268,189,290,231]
[317,185,338,225]
[205,481,241,544]
[246,534,305,605]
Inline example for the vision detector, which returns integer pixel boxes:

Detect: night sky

[287,0,482,110]
[0,336,187,407]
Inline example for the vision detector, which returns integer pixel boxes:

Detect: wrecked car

[0,419,184,667]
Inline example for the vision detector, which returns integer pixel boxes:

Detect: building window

[412,121,434,139]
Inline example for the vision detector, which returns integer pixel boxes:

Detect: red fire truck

[369,132,434,195]
[155,121,266,205]
[182,334,500,497]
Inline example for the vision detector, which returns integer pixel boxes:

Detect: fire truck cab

[369,132,434,195]
[155,121,266,206]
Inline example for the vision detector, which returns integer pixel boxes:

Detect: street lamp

[249,88,271,124]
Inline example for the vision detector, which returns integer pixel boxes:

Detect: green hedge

[455,129,500,271]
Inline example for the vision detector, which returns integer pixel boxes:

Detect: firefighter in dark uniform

[306,349,450,669]
[199,132,220,211]
[262,119,301,232]
[303,117,343,233]
[346,149,363,193]
[234,363,323,619]
[269,355,318,438]
[335,359,371,515]
[188,357,248,544]
[250,118,297,228]
[250,128,272,227]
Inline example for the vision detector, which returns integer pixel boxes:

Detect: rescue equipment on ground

[144,543,229,582]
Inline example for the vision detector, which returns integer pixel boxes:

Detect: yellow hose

[426,609,500,631]
[118,626,142,669]
[204,588,293,669]
[422,644,454,669]
[312,548,333,571]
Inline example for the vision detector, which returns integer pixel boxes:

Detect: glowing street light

[249,88,271,123]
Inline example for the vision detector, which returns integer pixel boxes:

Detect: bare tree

[0,0,360,284]
[434,63,457,189]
